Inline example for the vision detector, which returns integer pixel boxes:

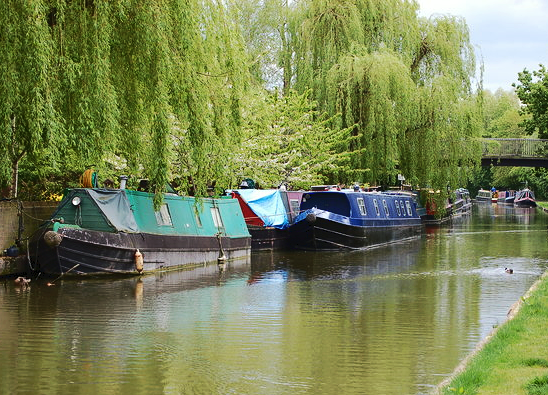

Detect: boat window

[400,200,406,216]
[290,199,301,215]
[405,200,413,216]
[155,204,173,226]
[382,200,390,216]
[373,199,380,216]
[357,198,367,215]
[210,207,224,228]
[395,200,401,216]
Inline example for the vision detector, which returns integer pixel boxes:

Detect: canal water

[1,203,547,395]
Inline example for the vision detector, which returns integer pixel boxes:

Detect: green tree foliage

[292,0,481,191]
[231,0,296,94]
[482,89,524,138]
[513,64,548,138]
[234,88,349,189]
[2,0,488,203]
[0,0,249,203]
[0,0,58,197]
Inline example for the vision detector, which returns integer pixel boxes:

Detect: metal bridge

[481,138,548,167]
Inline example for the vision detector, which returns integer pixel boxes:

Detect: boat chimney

[119,175,128,189]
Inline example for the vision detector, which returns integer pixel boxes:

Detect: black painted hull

[422,202,472,225]
[248,226,290,250]
[514,200,537,208]
[289,215,422,250]
[29,227,251,276]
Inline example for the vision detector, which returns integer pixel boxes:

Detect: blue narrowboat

[29,187,251,276]
[504,190,516,204]
[289,190,423,250]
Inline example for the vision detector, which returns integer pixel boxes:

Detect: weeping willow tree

[230,0,293,92]
[292,0,482,192]
[0,1,58,198]
[0,0,249,202]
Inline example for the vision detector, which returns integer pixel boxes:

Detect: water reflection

[0,204,547,395]
[250,240,422,283]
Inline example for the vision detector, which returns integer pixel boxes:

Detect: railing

[482,138,548,158]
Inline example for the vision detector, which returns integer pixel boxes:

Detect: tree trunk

[10,151,24,199]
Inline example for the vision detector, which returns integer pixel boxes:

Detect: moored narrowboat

[505,190,516,204]
[28,187,251,276]
[476,189,492,202]
[230,188,303,250]
[514,188,537,208]
[289,190,422,250]
[410,188,471,225]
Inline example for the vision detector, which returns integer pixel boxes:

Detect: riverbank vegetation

[438,271,548,395]
[1,0,481,204]
[467,88,548,200]
[0,0,547,203]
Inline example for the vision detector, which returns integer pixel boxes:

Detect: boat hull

[289,210,422,250]
[247,226,290,251]
[30,227,251,276]
[514,188,537,208]
[421,202,472,225]
[514,200,537,208]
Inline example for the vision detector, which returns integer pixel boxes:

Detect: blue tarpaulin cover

[236,189,290,229]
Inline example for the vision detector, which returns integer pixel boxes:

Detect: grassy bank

[436,270,548,394]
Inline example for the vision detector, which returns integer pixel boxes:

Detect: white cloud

[417,0,548,92]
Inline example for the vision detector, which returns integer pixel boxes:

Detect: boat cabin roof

[51,188,249,237]
[300,190,417,219]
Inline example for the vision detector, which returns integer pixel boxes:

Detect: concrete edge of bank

[432,266,548,394]
[0,255,29,278]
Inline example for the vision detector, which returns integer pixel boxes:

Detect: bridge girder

[481,157,548,167]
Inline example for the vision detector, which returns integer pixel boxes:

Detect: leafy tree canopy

[2,0,492,204]
[293,0,481,192]
[513,64,548,138]
[0,0,249,205]
[234,88,350,190]
[481,89,524,138]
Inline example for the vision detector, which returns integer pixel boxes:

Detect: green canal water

[1,203,547,395]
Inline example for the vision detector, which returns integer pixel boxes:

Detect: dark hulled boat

[28,187,251,276]
[407,188,471,225]
[230,188,303,250]
[289,190,422,250]
[514,188,537,208]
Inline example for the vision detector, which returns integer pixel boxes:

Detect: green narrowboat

[29,187,251,276]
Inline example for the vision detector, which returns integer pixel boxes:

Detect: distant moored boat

[514,188,537,208]
[476,189,492,202]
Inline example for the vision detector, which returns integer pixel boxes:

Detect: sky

[417,0,548,92]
